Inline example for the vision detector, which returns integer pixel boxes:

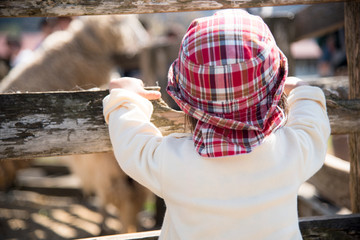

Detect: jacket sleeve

[285,85,331,182]
[103,89,164,198]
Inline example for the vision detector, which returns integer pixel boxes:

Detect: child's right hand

[284,77,308,95]
[109,77,161,100]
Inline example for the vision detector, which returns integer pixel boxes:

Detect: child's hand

[109,77,161,100]
[284,77,308,95]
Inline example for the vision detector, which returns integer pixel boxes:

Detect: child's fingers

[284,77,308,95]
[109,77,161,100]
[139,90,162,100]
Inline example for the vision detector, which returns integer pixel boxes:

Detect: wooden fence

[1,84,359,160]
[0,0,355,17]
[1,0,360,239]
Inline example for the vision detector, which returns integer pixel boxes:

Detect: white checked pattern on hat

[167,9,288,157]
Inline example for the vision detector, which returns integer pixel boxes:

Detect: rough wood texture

[0,85,359,161]
[299,214,360,239]
[305,76,358,135]
[0,90,112,160]
[345,2,360,213]
[325,94,360,135]
[0,0,354,18]
[0,89,185,160]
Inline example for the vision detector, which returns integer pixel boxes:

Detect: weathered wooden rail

[0,85,359,160]
[1,0,360,239]
[0,88,186,160]
[0,0,354,17]
[80,214,360,239]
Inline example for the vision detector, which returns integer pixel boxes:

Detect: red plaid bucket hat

[167,9,288,157]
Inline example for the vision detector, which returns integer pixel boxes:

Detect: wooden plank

[0,87,359,160]
[0,90,112,160]
[0,89,185,160]
[78,215,360,239]
[305,76,359,135]
[78,230,161,240]
[325,96,360,135]
[292,2,344,41]
[345,2,360,213]
[0,0,355,18]
[299,214,360,239]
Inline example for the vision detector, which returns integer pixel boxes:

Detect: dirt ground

[0,158,156,240]
[0,191,124,240]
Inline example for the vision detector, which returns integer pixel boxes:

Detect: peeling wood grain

[326,97,360,135]
[0,85,359,160]
[305,76,359,135]
[0,89,185,160]
[0,90,112,160]
[0,0,354,18]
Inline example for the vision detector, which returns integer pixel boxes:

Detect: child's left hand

[109,77,161,100]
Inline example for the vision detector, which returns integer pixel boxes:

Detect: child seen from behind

[103,9,330,240]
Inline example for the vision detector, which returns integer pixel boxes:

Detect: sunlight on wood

[70,204,104,224]
[105,217,124,232]
[0,208,29,219]
[34,229,47,239]
[7,218,27,230]
[31,213,77,239]
[51,209,101,236]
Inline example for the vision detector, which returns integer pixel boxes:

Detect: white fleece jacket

[103,86,330,240]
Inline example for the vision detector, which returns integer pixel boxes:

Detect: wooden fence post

[345,1,360,213]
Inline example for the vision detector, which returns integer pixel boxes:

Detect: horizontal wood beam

[80,214,360,239]
[0,86,359,160]
[0,90,112,160]
[80,230,160,240]
[326,97,360,135]
[0,89,186,160]
[299,214,360,239]
[0,0,355,18]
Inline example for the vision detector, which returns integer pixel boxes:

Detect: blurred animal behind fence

[0,14,149,92]
[0,15,152,233]
[65,153,152,233]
